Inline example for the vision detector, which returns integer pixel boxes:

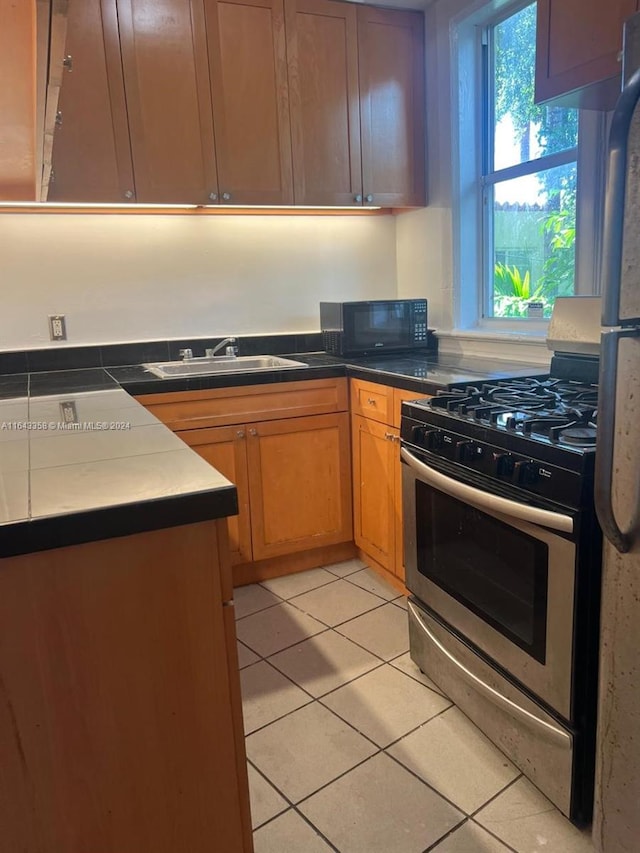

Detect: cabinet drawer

[137,378,348,430]
[350,378,393,424]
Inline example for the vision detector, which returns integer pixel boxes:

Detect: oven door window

[416,481,548,664]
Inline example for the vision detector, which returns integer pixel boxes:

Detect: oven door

[401,445,576,721]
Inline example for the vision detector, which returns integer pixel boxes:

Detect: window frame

[451,0,606,336]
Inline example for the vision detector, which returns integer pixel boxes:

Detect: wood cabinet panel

[357,6,425,207]
[117,0,219,202]
[0,522,250,852]
[138,378,348,430]
[285,0,362,205]
[536,0,636,108]
[205,0,293,204]
[177,426,252,564]
[0,0,37,200]
[351,414,395,571]
[351,380,426,583]
[350,378,393,425]
[247,412,353,559]
[392,387,427,430]
[48,0,135,202]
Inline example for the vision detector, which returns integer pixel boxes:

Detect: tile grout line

[246,759,340,851]
[239,567,543,853]
[237,596,408,663]
[420,774,524,853]
[247,667,526,853]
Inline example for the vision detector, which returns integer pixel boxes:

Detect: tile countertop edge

[0,486,238,559]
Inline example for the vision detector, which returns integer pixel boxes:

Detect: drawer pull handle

[367,398,377,405]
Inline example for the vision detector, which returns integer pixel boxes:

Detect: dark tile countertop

[0,351,547,558]
[0,369,237,557]
[110,351,548,398]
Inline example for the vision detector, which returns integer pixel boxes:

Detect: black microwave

[320,299,428,356]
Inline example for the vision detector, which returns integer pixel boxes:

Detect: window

[453,0,604,331]
[484,3,578,320]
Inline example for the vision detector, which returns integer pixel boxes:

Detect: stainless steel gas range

[400,298,602,826]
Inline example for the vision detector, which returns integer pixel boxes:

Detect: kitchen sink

[143,354,308,378]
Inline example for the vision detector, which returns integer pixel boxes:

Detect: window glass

[485,2,579,320]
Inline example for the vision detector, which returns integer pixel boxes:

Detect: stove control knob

[425,429,444,450]
[514,460,538,485]
[410,425,427,444]
[492,452,515,478]
[455,440,480,462]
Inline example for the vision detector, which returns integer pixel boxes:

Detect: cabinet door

[48,0,135,202]
[247,412,352,560]
[176,426,253,565]
[357,7,426,207]
[351,414,396,572]
[285,0,362,205]
[205,0,293,204]
[117,0,219,203]
[536,0,636,108]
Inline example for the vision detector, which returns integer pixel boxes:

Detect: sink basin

[143,354,308,378]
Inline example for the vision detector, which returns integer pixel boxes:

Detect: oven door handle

[400,447,573,534]
[408,601,572,749]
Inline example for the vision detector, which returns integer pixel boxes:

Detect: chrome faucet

[205,337,238,358]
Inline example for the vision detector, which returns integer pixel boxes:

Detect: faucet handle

[179,348,193,360]
[225,345,238,357]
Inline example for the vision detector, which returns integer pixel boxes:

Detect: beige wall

[0,212,398,351]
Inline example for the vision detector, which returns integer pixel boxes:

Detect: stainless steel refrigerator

[593,11,640,852]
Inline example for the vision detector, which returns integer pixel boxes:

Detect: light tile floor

[235,560,595,853]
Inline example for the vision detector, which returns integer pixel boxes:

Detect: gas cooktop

[426,376,599,450]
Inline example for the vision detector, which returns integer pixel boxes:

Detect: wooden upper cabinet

[117,0,219,203]
[285,0,362,205]
[535,0,637,109]
[357,7,425,207]
[204,0,294,204]
[48,0,135,202]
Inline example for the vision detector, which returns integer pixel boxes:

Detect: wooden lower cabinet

[176,407,352,568]
[178,425,253,564]
[352,414,397,571]
[248,412,352,559]
[0,521,252,853]
[350,379,427,585]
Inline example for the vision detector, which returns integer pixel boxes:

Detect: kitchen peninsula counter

[0,368,237,557]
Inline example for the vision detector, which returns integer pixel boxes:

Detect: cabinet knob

[237,430,245,439]
[222,192,232,201]
[365,194,373,204]
[124,190,134,199]
[367,398,377,406]
[249,428,258,436]
[354,194,362,203]
[208,192,218,201]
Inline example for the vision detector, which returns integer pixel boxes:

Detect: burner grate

[428,375,600,450]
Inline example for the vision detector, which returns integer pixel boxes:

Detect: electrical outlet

[49,315,67,341]
[59,401,78,424]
